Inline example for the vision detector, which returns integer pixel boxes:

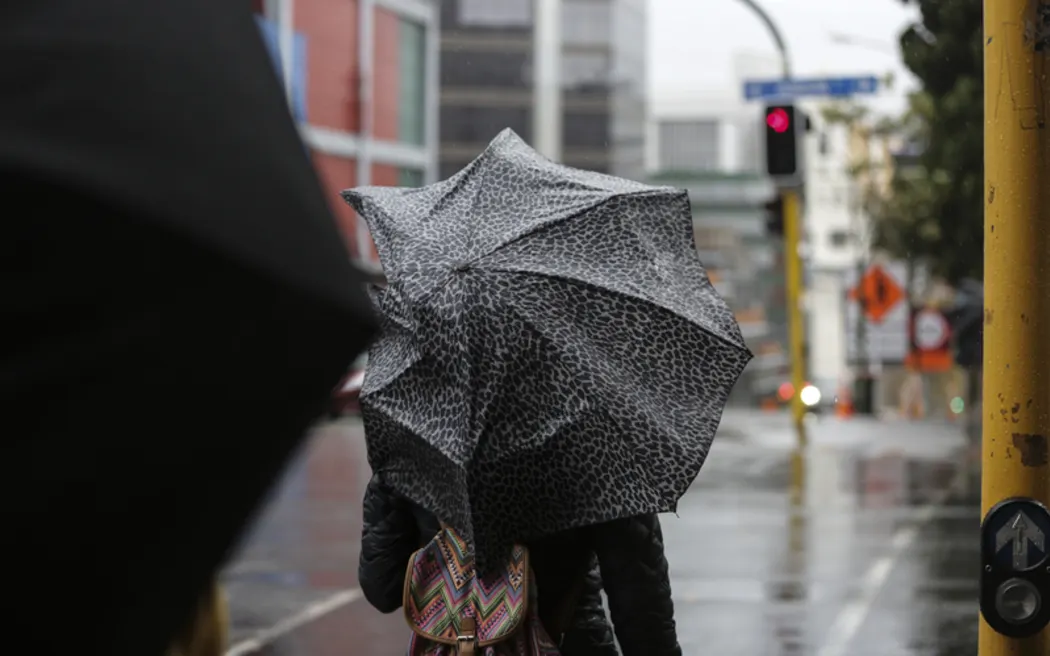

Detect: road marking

[742,454,780,477]
[224,587,364,656]
[815,483,951,656]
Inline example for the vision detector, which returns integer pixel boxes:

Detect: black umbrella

[0,2,375,654]
[344,129,751,567]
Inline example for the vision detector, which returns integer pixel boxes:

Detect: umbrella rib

[479,267,751,355]
[490,304,679,509]
[360,351,423,399]
[465,188,680,276]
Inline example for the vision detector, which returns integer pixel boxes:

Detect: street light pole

[980,0,1050,652]
[734,0,792,78]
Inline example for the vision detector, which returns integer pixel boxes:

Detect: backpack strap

[456,616,477,656]
[434,522,484,654]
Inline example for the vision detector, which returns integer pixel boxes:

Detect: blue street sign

[743,76,880,101]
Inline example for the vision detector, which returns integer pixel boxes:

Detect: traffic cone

[836,385,854,418]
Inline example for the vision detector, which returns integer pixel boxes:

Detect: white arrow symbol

[996,511,1046,570]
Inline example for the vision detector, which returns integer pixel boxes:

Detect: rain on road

[221,411,979,656]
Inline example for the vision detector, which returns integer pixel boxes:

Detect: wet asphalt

[221,410,980,655]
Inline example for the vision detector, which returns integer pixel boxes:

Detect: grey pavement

[222,411,980,655]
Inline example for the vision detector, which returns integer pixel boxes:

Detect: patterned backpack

[402,526,564,656]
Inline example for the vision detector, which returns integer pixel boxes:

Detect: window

[440,160,470,181]
[562,52,611,89]
[658,120,720,172]
[565,160,610,174]
[398,19,426,146]
[441,50,531,89]
[562,1,611,46]
[563,112,609,148]
[829,230,850,248]
[399,168,425,187]
[458,0,531,26]
[441,106,532,144]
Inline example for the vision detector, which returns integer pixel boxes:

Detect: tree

[861,94,946,267]
[819,100,936,265]
[897,0,983,282]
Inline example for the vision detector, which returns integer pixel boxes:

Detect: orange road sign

[849,264,904,324]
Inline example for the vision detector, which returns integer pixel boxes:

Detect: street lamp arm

[734,0,792,78]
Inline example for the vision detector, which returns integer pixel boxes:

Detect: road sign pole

[980,0,1050,651]
[784,189,807,447]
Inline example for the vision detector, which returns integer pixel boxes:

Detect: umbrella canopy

[344,129,751,567]
[0,2,375,654]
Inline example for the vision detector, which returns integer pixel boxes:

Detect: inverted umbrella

[0,2,375,654]
[344,129,751,568]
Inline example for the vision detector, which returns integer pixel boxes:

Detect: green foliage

[897,0,984,282]
[866,163,945,261]
[820,1,983,282]
[820,98,943,268]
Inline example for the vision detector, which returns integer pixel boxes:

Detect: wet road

[221,411,980,655]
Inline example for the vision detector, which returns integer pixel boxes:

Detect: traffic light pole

[783,189,807,447]
[979,0,1050,651]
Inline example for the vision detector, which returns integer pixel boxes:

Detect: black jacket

[358,475,682,656]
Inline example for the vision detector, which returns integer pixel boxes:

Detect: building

[438,0,647,181]
[251,0,440,273]
[562,0,647,180]
[799,109,865,400]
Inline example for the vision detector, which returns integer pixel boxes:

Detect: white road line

[224,587,364,656]
[742,454,779,477]
[815,482,954,656]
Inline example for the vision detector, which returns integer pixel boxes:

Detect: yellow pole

[784,189,807,447]
[981,0,1050,652]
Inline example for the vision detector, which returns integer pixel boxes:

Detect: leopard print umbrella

[343,129,752,569]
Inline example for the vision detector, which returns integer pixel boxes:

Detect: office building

[439,0,647,181]
[252,0,440,272]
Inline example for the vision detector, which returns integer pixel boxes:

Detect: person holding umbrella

[0,2,375,655]
[349,130,752,655]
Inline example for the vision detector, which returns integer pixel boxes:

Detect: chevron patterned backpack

[403,526,563,656]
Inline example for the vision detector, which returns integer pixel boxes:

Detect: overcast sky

[648,0,920,115]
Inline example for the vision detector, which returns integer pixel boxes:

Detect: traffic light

[764,104,799,177]
[764,194,784,236]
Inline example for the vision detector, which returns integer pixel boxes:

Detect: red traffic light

[764,104,798,176]
[766,108,791,133]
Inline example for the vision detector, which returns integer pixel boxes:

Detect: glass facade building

[439,0,647,181]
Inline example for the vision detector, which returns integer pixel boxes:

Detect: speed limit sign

[914,309,950,351]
